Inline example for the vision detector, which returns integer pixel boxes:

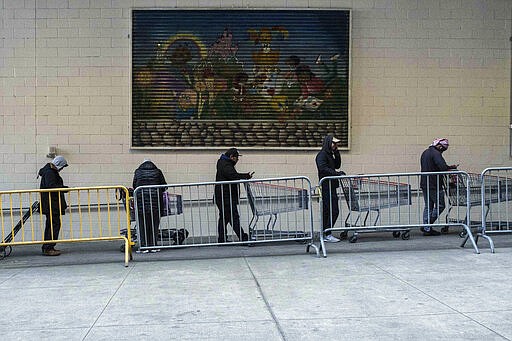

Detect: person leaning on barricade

[420,138,458,236]
[214,148,254,243]
[316,135,345,243]
[38,156,69,256]
[133,159,167,251]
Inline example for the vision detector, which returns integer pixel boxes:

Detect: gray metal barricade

[244,182,309,240]
[339,177,412,243]
[318,171,479,257]
[132,177,318,255]
[475,167,512,252]
[446,172,509,237]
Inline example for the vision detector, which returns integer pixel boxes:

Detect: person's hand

[449,164,459,170]
[248,171,255,179]
[337,171,346,176]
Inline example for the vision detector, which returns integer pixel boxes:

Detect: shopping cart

[244,182,310,240]
[339,178,412,243]
[0,201,40,259]
[116,188,184,251]
[446,172,512,236]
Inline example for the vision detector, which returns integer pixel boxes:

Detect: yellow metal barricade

[0,186,132,266]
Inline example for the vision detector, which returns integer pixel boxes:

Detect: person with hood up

[316,135,345,243]
[420,138,458,236]
[133,159,167,249]
[214,148,254,243]
[38,155,69,256]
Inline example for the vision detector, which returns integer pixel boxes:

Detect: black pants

[422,187,446,225]
[321,186,339,235]
[137,208,160,247]
[42,213,61,251]
[216,200,247,243]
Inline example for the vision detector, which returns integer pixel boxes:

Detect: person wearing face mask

[38,155,69,256]
[214,148,254,244]
[316,135,345,243]
[420,138,458,236]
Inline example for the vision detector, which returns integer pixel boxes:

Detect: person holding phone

[316,135,345,243]
[420,138,458,236]
[214,148,254,243]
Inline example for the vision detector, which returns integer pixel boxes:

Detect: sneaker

[330,53,340,61]
[149,249,161,253]
[423,229,441,236]
[315,55,322,64]
[42,248,61,256]
[323,234,340,243]
[135,249,149,254]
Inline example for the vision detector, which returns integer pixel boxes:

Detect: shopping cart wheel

[349,235,358,243]
[459,230,467,238]
[120,244,125,253]
[441,226,449,233]
[401,231,410,240]
[339,231,348,240]
[392,231,401,238]
[0,245,12,259]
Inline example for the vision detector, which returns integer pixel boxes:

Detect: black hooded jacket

[38,163,68,215]
[420,146,450,189]
[214,154,251,205]
[133,161,167,212]
[316,135,344,189]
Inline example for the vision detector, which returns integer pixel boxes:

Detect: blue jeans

[422,188,446,230]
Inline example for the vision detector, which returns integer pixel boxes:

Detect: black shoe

[42,248,61,256]
[423,229,441,236]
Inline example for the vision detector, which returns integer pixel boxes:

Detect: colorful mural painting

[132,10,350,148]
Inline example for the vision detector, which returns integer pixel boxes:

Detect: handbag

[161,192,183,217]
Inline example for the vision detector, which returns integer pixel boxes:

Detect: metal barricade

[339,177,412,243]
[132,177,318,255]
[318,171,479,257]
[475,167,512,252]
[117,188,184,251]
[446,172,506,237]
[244,182,309,240]
[0,186,132,266]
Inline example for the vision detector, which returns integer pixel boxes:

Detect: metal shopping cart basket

[340,177,412,243]
[244,182,310,241]
[447,172,512,237]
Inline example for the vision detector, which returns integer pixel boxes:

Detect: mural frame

[130,8,351,150]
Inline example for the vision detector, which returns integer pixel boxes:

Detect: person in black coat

[420,138,457,236]
[214,148,254,243]
[133,160,167,248]
[38,155,69,256]
[316,135,345,243]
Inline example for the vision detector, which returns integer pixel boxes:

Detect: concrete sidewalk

[1,232,512,340]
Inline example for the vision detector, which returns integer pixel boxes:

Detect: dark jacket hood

[321,135,334,154]
[219,154,234,163]
[38,163,53,178]
[137,160,158,171]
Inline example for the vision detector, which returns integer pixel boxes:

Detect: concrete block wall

[0,0,510,190]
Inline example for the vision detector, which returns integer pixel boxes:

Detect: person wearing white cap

[38,156,69,256]
[420,138,458,236]
[316,135,345,243]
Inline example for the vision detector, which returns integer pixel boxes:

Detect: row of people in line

[37,135,454,255]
